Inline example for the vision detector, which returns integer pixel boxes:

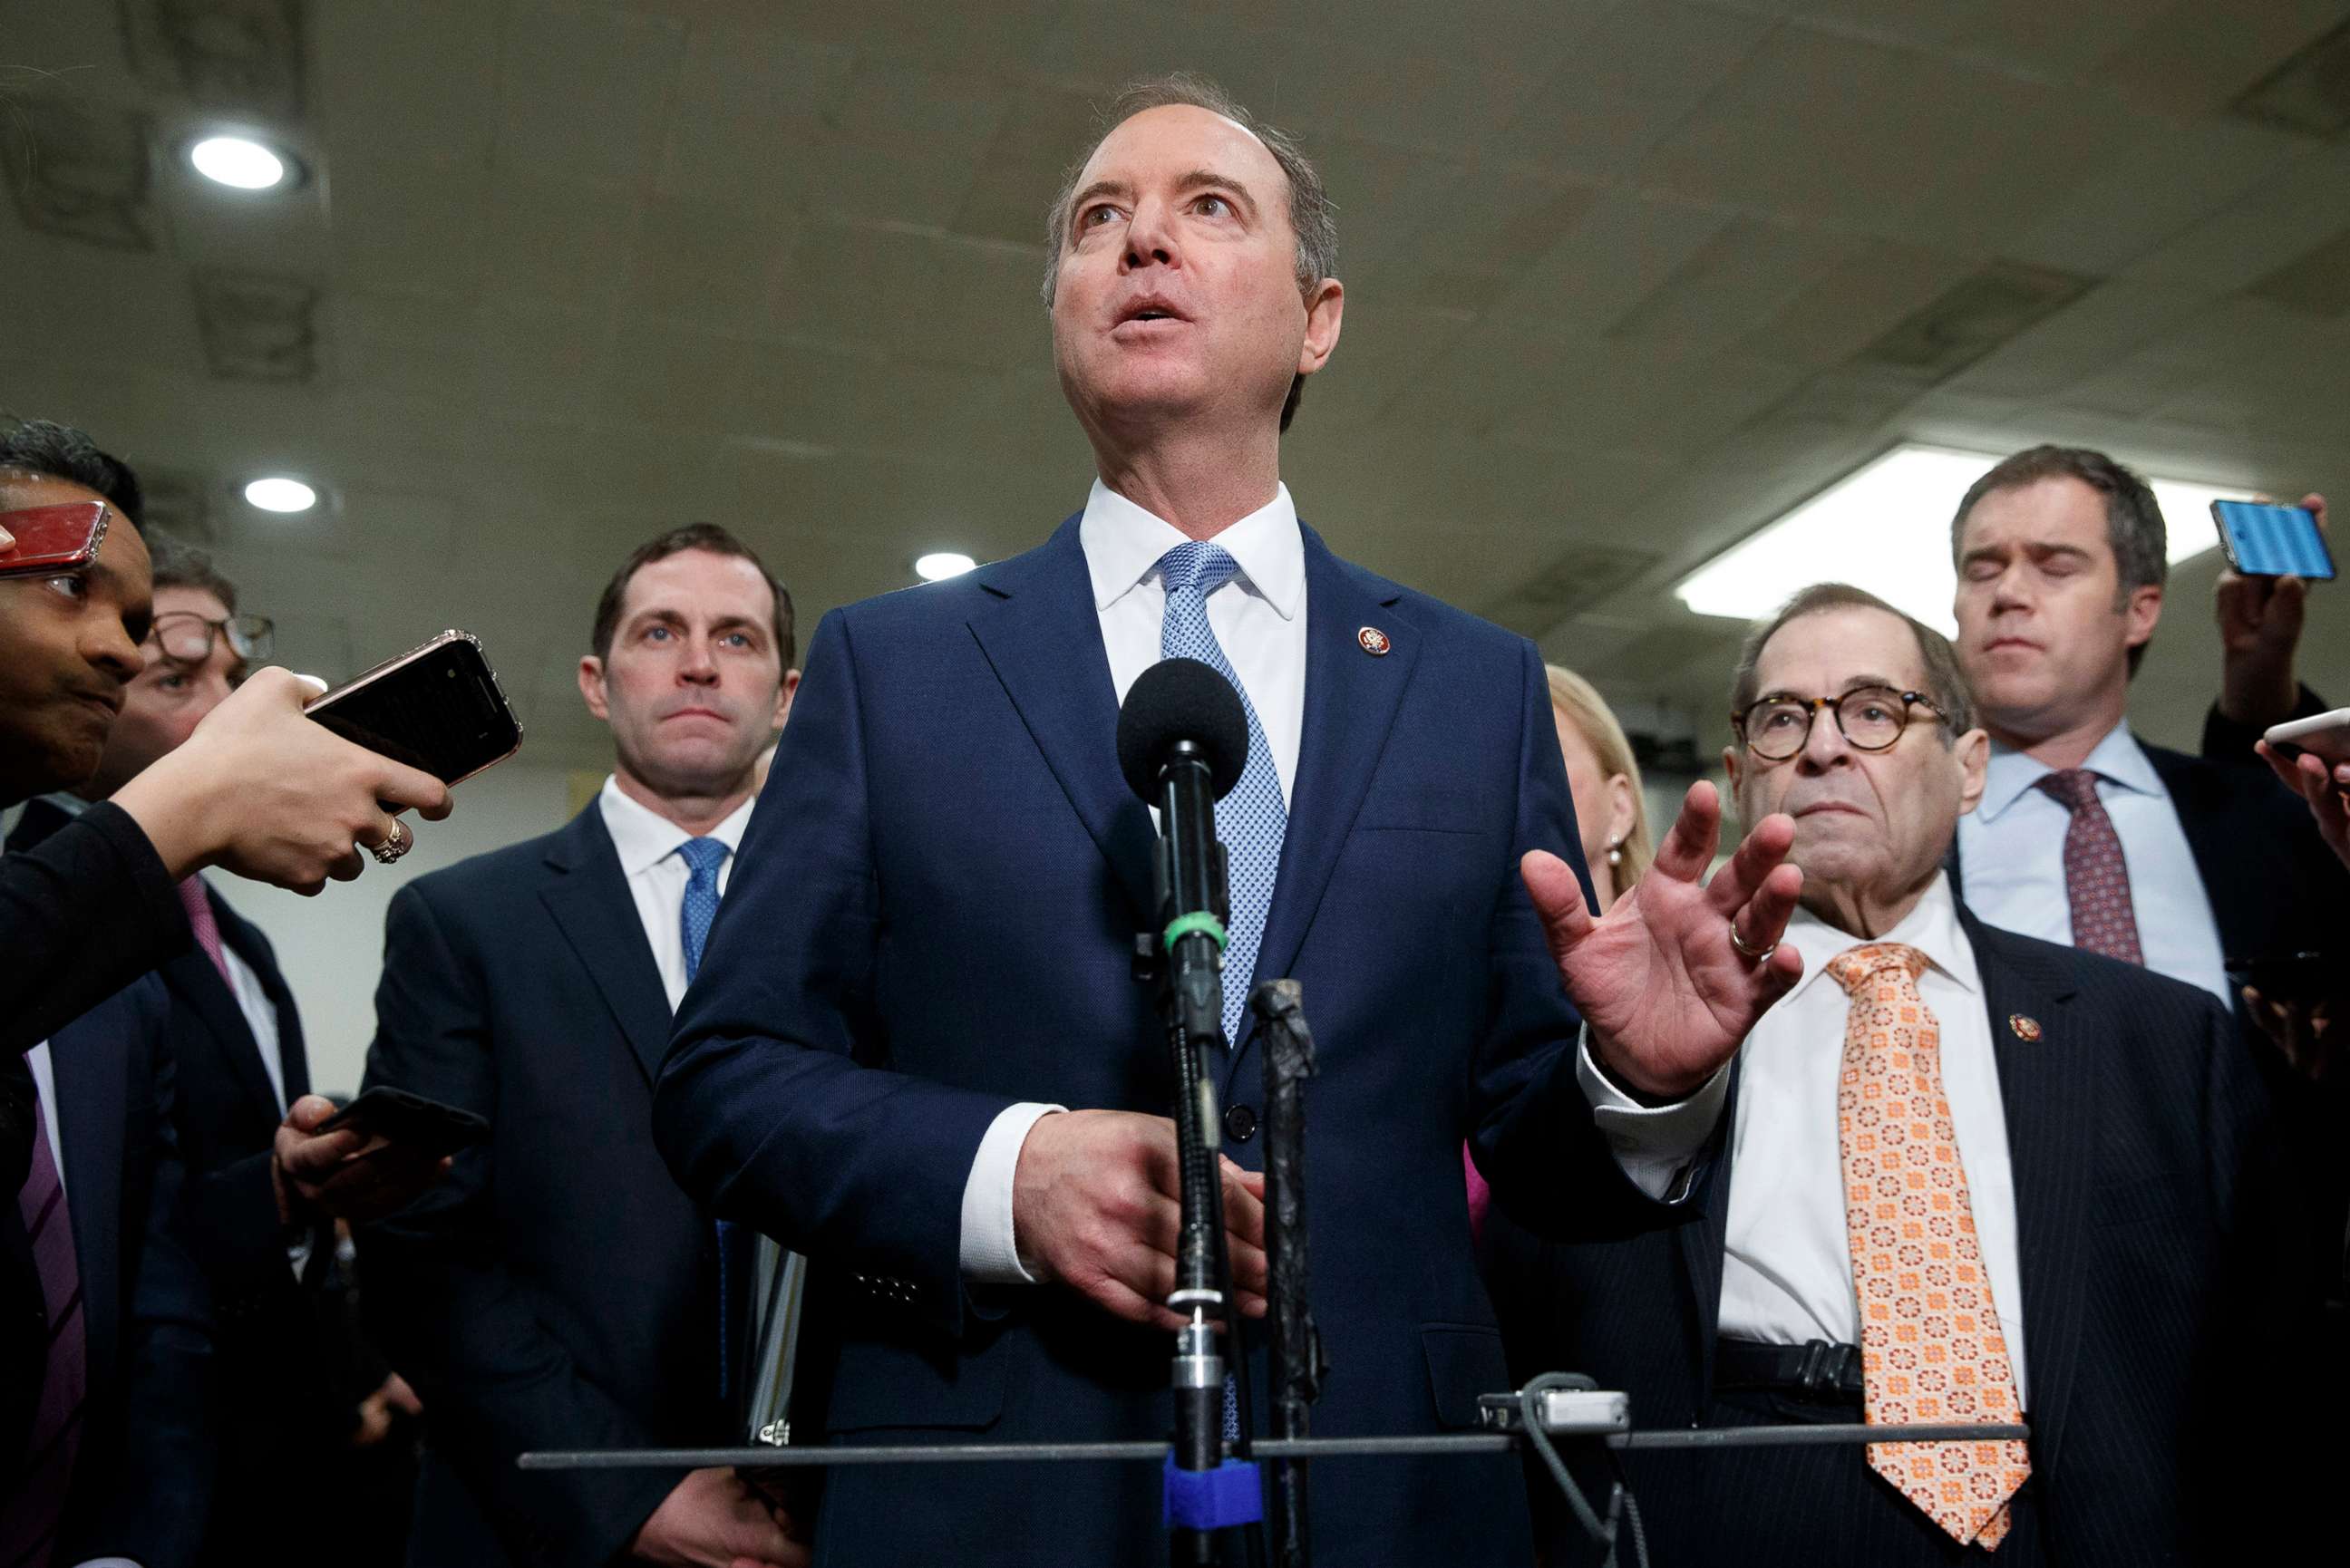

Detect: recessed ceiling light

[1673,442,2248,634]
[915,551,976,581]
[189,135,288,190]
[243,477,316,513]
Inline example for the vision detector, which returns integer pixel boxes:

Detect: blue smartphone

[2209,500,2335,580]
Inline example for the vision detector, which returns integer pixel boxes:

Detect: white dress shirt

[958,481,1310,1283]
[597,777,755,1011]
[1956,724,2230,1004]
[1586,875,2029,1401]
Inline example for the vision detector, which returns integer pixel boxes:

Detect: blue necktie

[675,837,743,1404]
[1157,541,1287,1052]
[1157,540,1286,1448]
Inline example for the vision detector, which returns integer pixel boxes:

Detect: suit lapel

[966,517,1158,922]
[540,807,675,1087]
[51,1002,128,1399]
[1967,914,2091,1473]
[160,943,280,1114]
[214,892,310,1100]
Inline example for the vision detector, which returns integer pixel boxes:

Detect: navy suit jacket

[37,979,215,1568]
[656,516,1652,1566]
[1488,915,2308,1566]
[359,805,730,1568]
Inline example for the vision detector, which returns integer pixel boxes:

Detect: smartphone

[2209,500,2336,580]
[0,502,109,579]
[317,1086,490,1157]
[2223,953,2336,1008]
[305,630,522,785]
[2265,707,2350,768]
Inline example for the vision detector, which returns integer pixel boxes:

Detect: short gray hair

[1728,583,1976,741]
[1039,73,1337,431]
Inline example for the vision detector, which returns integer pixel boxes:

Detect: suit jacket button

[1224,1104,1258,1143]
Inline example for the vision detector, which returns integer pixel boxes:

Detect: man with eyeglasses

[1498,583,2306,1567]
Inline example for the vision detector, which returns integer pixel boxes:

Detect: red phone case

[0,502,109,578]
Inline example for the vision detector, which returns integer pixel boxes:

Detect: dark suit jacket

[655,517,1652,1567]
[359,804,730,1568]
[1489,914,2306,1566]
[34,979,215,1567]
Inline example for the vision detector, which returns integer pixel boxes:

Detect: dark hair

[145,531,237,614]
[590,523,795,670]
[1041,72,1338,433]
[1949,443,2164,676]
[1729,582,1977,741]
[0,418,144,524]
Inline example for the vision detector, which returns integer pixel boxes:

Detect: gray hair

[1039,73,1337,431]
[1949,443,2166,675]
[1729,583,1977,742]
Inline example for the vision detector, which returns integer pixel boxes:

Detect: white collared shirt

[597,777,755,1011]
[958,480,1309,1284]
[1956,724,2230,1003]
[1587,875,2029,1400]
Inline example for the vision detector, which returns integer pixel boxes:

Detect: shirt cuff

[958,1102,1066,1285]
[1575,1026,1732,1203]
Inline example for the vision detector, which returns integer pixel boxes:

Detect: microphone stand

[1135,739,1266,1568]
[1250,981,1325,1568]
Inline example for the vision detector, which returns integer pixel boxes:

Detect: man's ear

[1296,277,1343,378]
[2122,582,2162,653]
[1954,727,1990,816]
[578,655,610,722]
[772,668,801,730]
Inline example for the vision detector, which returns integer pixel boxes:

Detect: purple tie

[1,1088,86,1568]
[177,877,234,987]
[2035,769,2145,965]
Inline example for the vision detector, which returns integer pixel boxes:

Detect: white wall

[210,759,588,1096]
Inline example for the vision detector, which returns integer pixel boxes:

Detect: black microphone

[1118,658,1249,1047]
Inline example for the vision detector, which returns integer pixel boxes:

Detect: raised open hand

[1522,780,1803,1099]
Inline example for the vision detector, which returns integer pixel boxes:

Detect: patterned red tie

[177,876,236,987]
[1830,943,2032,1549]
[0,1089,86,1568]
[2033,769,2143,965]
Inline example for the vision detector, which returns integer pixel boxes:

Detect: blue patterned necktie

[1157,540,1286,1449]
[675,837,743,1403]
[1157,540,1288,1052]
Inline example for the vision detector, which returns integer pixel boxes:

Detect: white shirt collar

[1977,721,2161,823]
[597,775,754,878]
[1778,870,1981,1006]
[1077,479,1305,621]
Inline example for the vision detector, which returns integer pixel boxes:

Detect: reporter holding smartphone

[0,420,449,1563]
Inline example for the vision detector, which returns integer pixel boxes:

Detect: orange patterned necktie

[1829,943,2032,1549]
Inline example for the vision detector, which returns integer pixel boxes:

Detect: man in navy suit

[655,75,1808,1566]
[361,524,805,1568]
[1491,585,2305,1566]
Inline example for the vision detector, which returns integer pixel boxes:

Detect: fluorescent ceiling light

[915,551,976,581]
[190,135,288,190]
[1673,443,2248,634]
[243,477,316,513]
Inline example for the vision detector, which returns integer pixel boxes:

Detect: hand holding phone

[304,630,523,787]
[2211,498,2335,580]
[274,1089,471,1225]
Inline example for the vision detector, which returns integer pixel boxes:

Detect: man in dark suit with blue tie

[655,75,1810,1566]
[360,525,806,1568]
[1491,586,2306,1566]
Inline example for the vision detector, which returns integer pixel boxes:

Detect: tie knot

[676,837,728,882]
[2034,769,2104,811]
[1825,942,1929,995]
[1158,540,1241,598]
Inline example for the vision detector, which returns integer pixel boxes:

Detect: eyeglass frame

[147,609,275,668]
[1730,686,1952,761]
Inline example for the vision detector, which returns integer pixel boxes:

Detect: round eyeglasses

[1733,686,1948,761]
[150,610,274,667]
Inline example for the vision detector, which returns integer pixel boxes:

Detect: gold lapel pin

[2008,1013,2042,1042]
[1357,625,1391,656]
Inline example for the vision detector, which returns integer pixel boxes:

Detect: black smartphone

[319,1086,490,1157]
[2222,953,2335,1008]
[305,630,523,785]
[2209,500,2336,580]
